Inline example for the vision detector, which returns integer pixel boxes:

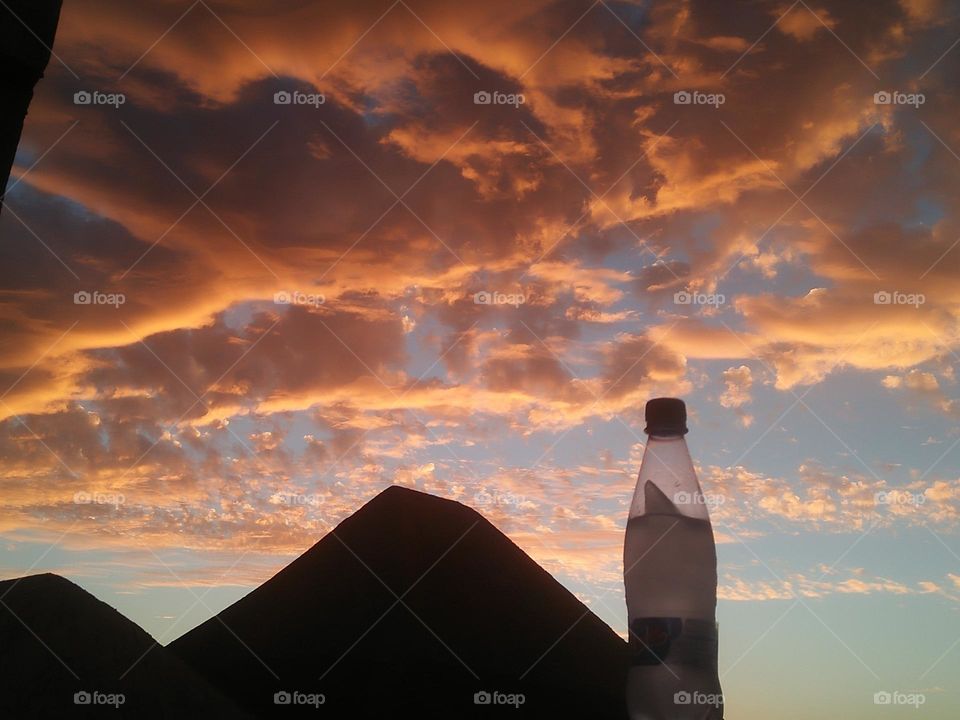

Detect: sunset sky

[2,0,959,716]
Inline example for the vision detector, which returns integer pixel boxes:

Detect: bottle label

[629,617,682,665]
[629,617,718,670]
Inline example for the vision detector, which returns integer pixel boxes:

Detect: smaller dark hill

[0,573,249,718]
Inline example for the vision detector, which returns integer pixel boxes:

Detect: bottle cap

[644,397,688,435]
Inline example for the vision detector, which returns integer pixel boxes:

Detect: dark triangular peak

[0,573,249,718]
[171,485,628,718]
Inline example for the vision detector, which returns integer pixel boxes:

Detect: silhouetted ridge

[171,485,628,719]
[0,573,249,718]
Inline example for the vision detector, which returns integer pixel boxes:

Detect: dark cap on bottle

[644,397,688,435]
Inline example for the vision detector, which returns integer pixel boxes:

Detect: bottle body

[624,433,723,719]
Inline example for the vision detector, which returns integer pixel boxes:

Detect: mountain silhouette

[170,486,629,718]
[0,573,249,718]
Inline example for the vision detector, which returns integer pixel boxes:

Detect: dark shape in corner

[0,573,249,718]
[0,0,62,214]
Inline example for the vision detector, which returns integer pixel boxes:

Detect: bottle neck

[629,434,709,521]
[642,435,697,483]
